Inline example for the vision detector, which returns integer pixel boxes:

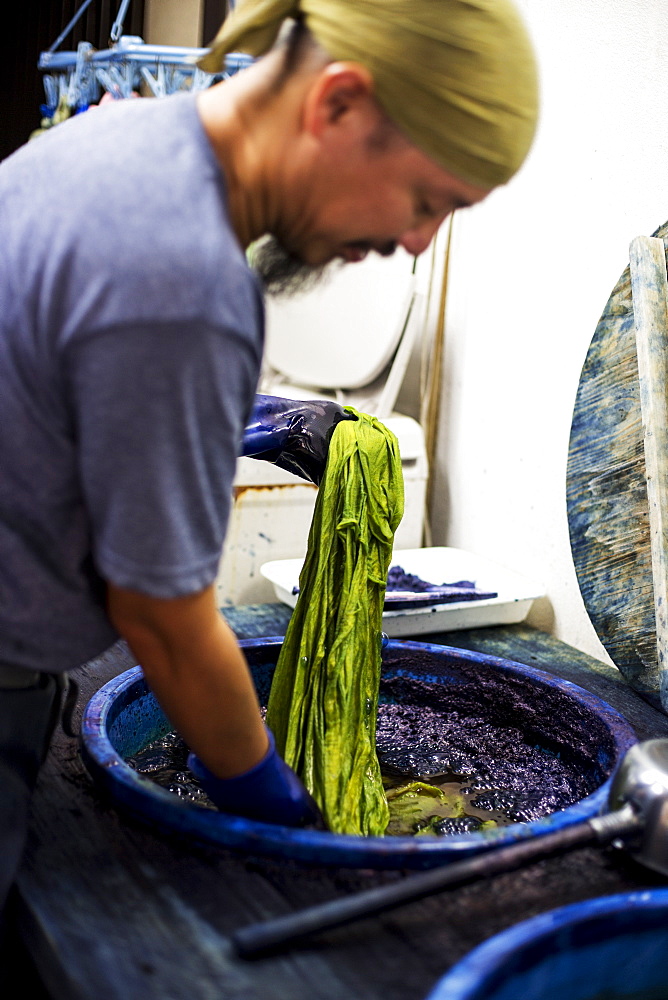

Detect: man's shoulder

[3,94,261,338]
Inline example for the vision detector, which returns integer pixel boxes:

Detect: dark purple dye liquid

[128,674,594,837]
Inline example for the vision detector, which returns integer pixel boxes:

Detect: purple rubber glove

[187,728,325,828]
[240,394,357,485]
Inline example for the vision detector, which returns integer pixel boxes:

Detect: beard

[250,235,341,297]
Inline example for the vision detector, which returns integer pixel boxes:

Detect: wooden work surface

[14,605,668,1000]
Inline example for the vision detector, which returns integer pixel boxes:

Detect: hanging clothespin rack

[37,0,251,114]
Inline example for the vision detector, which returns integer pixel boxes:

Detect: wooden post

[630,235,668,712]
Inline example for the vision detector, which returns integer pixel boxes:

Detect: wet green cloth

[199,0,539,189]
[385,782,465,836]
[265,409,403,835]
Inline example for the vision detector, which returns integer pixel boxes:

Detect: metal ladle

[232,739,668,958]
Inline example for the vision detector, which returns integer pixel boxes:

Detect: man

[0,0,538,920]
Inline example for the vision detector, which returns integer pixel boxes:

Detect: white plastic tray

[260,546,545,637]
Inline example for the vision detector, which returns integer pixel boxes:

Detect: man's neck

[196,54,304,250]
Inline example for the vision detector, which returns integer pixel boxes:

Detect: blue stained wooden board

[567,221,668,713]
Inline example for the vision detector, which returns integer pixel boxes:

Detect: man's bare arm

[107,583,269,778]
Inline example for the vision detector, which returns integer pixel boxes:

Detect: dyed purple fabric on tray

[292,566,498,606]
[386,566,479,592]
[384,566,498,608]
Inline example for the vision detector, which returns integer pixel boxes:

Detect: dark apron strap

[0,666,80,740]
[54,672,80,738]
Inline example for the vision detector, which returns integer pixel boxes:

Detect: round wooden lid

[567,221,668,714]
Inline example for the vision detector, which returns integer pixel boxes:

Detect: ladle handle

[232,818,612,958]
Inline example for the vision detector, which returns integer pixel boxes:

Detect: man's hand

[107,583,325,829]
[188,728,325,828]
[240,394,357,485]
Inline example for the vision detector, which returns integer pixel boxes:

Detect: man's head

[248,33,492,293]
[199,0,538,291]
[201,0,539,190]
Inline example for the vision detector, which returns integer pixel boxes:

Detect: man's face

[265,120,490,286]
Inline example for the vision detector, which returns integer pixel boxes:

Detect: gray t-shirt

[0,93,264,673]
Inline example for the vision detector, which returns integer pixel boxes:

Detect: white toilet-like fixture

[215,248,430,606]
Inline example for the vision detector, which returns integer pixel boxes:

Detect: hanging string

[47,0,97,55]
[110,0,133,44]
[422,213,455,545]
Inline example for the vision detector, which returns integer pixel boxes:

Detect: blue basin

[426,889,668,1000]
[80,638,637,870]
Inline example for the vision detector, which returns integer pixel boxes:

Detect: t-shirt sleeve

[65,319,261,597]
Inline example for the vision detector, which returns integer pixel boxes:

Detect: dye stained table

[13,606,668,1000]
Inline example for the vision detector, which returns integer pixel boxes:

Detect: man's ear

[302,62,376,139]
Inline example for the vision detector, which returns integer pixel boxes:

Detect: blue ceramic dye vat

[426,889,668,1000]
[80,638,637,870]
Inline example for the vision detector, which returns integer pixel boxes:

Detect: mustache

[354,241,397,258]
[251,236,340,297]
[249,237,398,297]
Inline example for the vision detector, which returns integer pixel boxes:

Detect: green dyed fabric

[265,409,404,835]
[385,782,464,837]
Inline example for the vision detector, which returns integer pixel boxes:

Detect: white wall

[144,0,203,46]
[429,0,668,662]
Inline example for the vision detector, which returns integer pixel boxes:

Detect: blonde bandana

[199,0,539,189]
